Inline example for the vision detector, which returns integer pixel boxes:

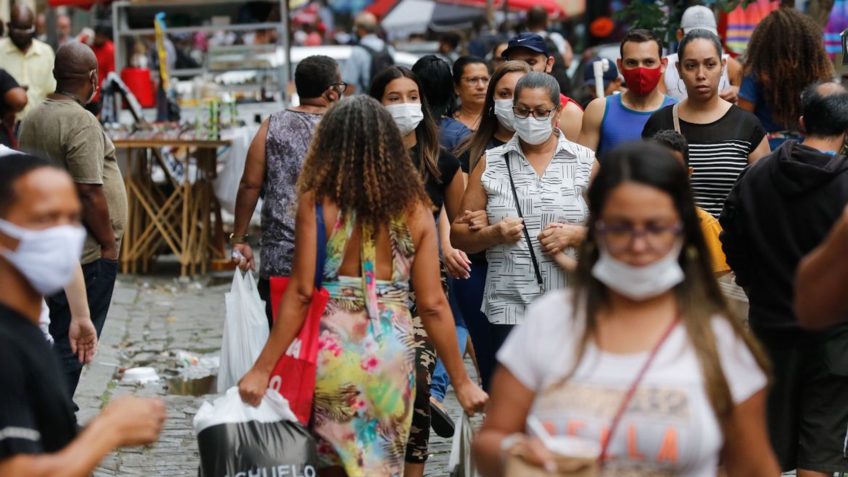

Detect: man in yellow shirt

[651,129,731,275]
[0,5,56,118]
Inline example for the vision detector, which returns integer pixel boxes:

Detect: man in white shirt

[341,12,393,94]
[0,5,56,118]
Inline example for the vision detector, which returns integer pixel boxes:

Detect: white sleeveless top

[480,132,594,325]
[663,53,731,101]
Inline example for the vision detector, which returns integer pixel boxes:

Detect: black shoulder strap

[503,154,544,288]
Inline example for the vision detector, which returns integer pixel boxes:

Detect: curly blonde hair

[298,96,430,226]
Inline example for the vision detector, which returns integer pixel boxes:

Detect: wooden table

[114,136,231,277]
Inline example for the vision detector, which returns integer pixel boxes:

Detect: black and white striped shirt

[643,105,766,217]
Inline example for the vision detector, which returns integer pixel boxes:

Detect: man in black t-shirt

[0,154,165,475]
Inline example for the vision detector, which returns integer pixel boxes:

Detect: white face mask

[385,103,424,136]
[591,241,685,301]
[514,116,554,145]
[494,99,515,131]
[0,219,86,296]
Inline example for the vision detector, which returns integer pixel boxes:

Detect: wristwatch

[229,233,249,244]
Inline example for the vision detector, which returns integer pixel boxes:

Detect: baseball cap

[583,57,619,87]
[502,32,550,59]
[680,5,717,35]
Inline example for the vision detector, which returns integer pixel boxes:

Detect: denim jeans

[47,258,119,397]
[430,279,469,401]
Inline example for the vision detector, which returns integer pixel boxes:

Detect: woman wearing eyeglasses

[473,142,778,476]
[451,72,597,367]
[453,56,490,131]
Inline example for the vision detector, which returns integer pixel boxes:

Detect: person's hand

[454,377,488,416]
[538,223,585,255]
[719,85,740,103]
[512,437,558,473]
[101,243,118,261]
[495,217,524,245]
[100,396,166,447]
[69,316,97,364]
[238,366,271,407]
[444,247,471,279]
[232,242,255,272]
[456,209,489,232]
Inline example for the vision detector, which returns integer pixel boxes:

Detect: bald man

[341,12,394,94]
[0,4,56,117]
[18,42,127,399]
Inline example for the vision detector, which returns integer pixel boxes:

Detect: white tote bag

[217,270,269,393]
[449,414,480,477]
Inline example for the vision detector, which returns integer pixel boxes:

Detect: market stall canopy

[369,0,565,20]
[379,0,489,38]
[48,0,111,7]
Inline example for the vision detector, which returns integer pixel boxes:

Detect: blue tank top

[599,94,676,156]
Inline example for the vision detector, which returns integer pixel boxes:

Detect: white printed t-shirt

[497,290,767,476]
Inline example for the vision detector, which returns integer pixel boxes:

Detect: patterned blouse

[481,132,595,325]
[259,109,323,279]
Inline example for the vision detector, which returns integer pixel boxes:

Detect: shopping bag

[217,270,269,393]
[268,203,329,425]
[449,413,480,477]
[194,387,318,477]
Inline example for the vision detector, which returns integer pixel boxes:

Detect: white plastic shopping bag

[449,413,480,477]
[217,270,269,393]
[194,388,317,477]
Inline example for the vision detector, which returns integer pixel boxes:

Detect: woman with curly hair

[739,7,834,150]
[238,96,487,477]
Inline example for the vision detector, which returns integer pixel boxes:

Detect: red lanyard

[598,317,680,463]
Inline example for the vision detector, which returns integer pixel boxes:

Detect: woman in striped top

[643,30,769,218]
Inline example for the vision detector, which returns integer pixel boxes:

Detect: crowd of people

[4,3,848,477]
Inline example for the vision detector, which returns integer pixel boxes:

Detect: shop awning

[369,0,565,19]
[48,0,111,8]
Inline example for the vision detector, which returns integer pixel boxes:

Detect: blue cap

[583,57,619,87]
[503,33,549,58]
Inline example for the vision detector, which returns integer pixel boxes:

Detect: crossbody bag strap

[672,103,681,134]
[599,317,680,464]
[314,203,327,290]
[503,154,544,288]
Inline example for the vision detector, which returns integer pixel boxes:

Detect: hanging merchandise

[725,0,779,55]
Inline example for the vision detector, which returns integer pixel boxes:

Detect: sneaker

[429,397,455,438]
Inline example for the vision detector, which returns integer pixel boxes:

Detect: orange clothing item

[697,207,730,275]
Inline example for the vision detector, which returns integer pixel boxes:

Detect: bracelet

[500,433,525,461]
[229,233,249,244]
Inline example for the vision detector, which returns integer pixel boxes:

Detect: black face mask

[8,25,34,50]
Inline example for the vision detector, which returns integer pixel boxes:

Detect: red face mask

[621,66,663,96]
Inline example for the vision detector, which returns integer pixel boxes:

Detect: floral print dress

[312,211,417,477]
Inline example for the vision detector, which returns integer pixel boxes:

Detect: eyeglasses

[595,221,683,253]
[330,82,347,93]
[462,76,489,86]
[512,106,556,121]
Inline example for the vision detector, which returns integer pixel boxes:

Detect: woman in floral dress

[239,96,487,477]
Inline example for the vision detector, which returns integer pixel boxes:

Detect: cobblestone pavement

[79,273,471,476]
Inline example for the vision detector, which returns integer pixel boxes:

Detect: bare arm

[720,389,781,476]
[238,194,319,406]
[575,98,604,153]
[0,397,165,477]
[410,203,487,415]
[450,158,521,254]
[231,119,269,271]
[558,102,583,143]
[76,183,117,259]
[473,367,538,477]
[795,206,848,329]
[66,262,96,364]
[748,136,770,164]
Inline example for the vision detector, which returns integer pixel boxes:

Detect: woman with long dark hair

[643,29,770,218]
[739,7,834,150]
[238,96,486,477]
[369,66,471,477]
[473,142,778,476]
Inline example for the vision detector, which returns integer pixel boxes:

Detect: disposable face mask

[385,103,424,136]
[494,99,515,131]
[513,116,554,145]
[591,240,685,301]
[0,219,86,296]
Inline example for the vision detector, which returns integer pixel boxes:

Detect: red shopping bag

[267,204,329,425]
